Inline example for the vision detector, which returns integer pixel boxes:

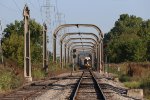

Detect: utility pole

[43,23,48,73]
[0,20,3,64]
[23,4,32,82]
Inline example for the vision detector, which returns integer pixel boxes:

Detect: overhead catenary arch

[61,41,96,68]
[61,38,98,67]
[73,47,95,51]
[60,37,98,68]
[67,42,95,49]
[60,32,99,64]
[71,48,96,68]
[53,24,103,38]
[70,45,95,54]
[70,44,96,59]
[64,38,98,45]
[70,45,95,51]
[64,38,99,63]
[53,24,104,73]
[60,32,99,43]
[53,24,104,62]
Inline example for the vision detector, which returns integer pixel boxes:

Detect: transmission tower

[42,0,56,63]
[44,0,51,25]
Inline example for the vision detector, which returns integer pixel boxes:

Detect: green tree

[104,14,150,63]
[2,19,43,66]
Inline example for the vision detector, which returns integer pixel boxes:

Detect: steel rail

[70,71,84,100]
[70,70,106,100]
[90,70,106,100]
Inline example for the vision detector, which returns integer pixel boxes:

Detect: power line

[0,2,19,14]
[28,0,36,9]
[37,0,44,23]
[55,0,59,13]
[12,0,22,13]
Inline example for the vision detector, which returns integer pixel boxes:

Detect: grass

[0,65,23,93]
[124,81,141,89]
[107,62,150,99]
[119,74,131,82]
[32,62,72,80]
[32,67,45,80]
[0,60,72,93]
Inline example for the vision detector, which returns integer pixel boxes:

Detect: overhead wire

[0,1,23,27]
[0,2,20,15]
[37,0,44,23]
[12,0,22,13]
[28,0,36,9]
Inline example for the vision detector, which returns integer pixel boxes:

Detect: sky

[0,0,150,52]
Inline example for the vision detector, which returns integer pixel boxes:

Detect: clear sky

[0,0,150,33]
[0,0,150,52]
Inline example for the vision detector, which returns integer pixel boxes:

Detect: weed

[119,74,131,82]
[0,70,23,92]
[124,81,141,89]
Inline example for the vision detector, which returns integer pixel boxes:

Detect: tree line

[2,19,43,66]
[104,14,150,63]
[2,14,150,66]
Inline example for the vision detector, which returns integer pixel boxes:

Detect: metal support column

[23,5,32,82]
[43,23,48,73]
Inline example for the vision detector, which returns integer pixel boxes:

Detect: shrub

[124,81,141,89]
[0,70,23,91]
[140,77,150,88]
[32,68,45,80]
[119,74,131,82]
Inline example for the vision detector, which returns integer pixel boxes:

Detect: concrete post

[23,5,32,82]
[53,37,56,62]
[92,52,94,68]
[64,44,67,66]
[67,47,70,63]
[97,44,100,72]
[0,20,3,64]
[99,42,102,73]
[43,23,48,72]
[101,41,104,72]
[60,42,63,69]
[96,44,98,70]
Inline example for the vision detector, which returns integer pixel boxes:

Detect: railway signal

[73,49,76,53]
[72,49,76,72]
[73,54,76,58]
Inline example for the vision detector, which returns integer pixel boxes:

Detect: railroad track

[70,69,106,100]
[100,83,127,95]
[0,75,71,100]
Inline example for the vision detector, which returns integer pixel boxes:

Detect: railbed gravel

[30,71,83,100]
[93,72,136,100]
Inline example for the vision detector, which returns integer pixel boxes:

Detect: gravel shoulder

[32,71,83,100]
[93,71,137,100]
